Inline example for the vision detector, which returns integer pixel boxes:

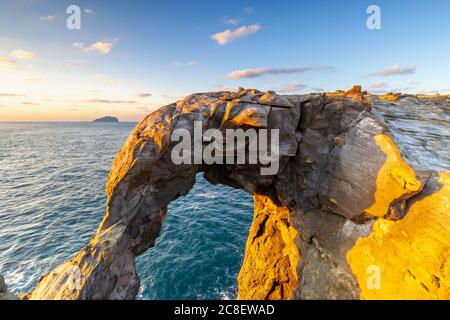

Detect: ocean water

[0,122,253,299]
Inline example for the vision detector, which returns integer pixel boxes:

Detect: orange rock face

[364,134,423,219]
[347,172,450,299]
[237,194,299,300]
[324,85,370,104]
[378,93,402,101]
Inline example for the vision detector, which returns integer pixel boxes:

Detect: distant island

[93,116,119,123]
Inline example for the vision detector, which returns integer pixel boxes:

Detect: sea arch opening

[135,173,253,300]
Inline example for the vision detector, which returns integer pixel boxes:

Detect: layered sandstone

[25,87,449,300]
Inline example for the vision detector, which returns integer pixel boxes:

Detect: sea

[0,122,253,300]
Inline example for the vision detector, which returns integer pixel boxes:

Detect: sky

[0,0,449,121]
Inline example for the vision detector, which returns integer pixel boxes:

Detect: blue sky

[0,0,449,121]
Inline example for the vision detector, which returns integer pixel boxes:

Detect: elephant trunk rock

[26,88,450,300]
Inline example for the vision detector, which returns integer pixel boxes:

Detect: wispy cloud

[172,60,197,67]
[369,65,416,77]
[0,93,26,97]
[11,49,35,60]
[94,74,122,84]
[227,65,334,80]
[22,101,40,106]
[212,24,261,45]
[279,83,308,93]
[61,59,86,69]
[73,40,116,55]
[0,57,17,68]
[24,77,46,82]
[84,8,95,14]
[40,15,56,22]
[84,99,138,104]
[222,17,241,26]
[134,93,152,98]
[242,7,255,14]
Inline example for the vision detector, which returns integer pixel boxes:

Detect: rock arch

[25,88,450,300]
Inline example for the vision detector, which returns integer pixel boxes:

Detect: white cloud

[172,60,197,67]
[11,49,35,60]
[134,93,152,98]
[73,40,116,55]
[90,41,114,54]
[24,77,46,82]
[0,92,26,97]
[84,8,95,14]
[72,42,84,49]
[61,59,86,69]
[94,74,121,84]
[242,7,255,14]
[222,17,241,26]
[0,57,17,68]
[279,83,307,93]
[227,65,334,80]
[84,99,138,104]
[212,24,261,45]
[369,65,416,77]
[40,15,56,21]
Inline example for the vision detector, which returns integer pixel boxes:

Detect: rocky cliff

[25,87,449,300]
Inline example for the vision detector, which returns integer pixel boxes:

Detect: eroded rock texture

[26,87,449,300]
[0,275,19,300]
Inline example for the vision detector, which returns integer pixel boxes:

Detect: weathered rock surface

[25,87,449,300]
[371,93,450,172]
[0,275,19,300]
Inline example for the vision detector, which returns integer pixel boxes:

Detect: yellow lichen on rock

[237,194,300,300]
[378,93,401,101]
[364,134,422,218]
[347,172,450,299]
[324,85,371,104]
